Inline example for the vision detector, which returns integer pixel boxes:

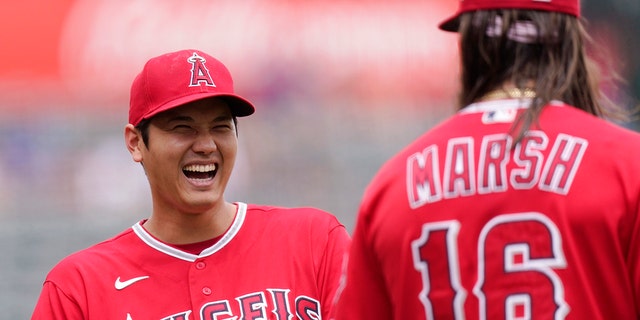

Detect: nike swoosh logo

[115,276,149,290]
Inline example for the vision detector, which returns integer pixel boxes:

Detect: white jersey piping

[131,202,247,262]
[459,98,565,115]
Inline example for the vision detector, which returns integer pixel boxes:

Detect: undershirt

[140,220,225,255]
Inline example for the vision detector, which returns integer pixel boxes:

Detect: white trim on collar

[459,99,532,115]
[132,202,247,262]
[459,99,565,115]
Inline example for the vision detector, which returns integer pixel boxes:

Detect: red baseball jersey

[32,202,350,320]
[334,99,640,319]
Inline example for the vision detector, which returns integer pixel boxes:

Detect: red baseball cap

[439,0,581,32]
[129,49,255,126]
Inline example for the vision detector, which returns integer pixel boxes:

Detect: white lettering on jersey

[478,134,512,194]
[411,213,569,319]
[474,213,569,320]
[185,288,320,320]
[407,131,588,208]
[407,145,442,209]
[443,137,475,199]
[539,133,588,195]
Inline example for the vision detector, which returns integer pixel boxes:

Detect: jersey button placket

[193,259,212,297]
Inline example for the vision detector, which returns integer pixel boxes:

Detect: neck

[479,87,537,101]
[143,202,237,245]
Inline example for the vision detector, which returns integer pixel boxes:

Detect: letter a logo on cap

[188,52,215,87]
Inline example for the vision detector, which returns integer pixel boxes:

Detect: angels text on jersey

[129,288,320,320]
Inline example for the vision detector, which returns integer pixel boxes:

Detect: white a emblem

[187,52,215,87]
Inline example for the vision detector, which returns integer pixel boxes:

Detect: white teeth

[183,164,217,172]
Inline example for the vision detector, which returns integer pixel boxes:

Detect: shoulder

[246,203,340,221]
[241,204,350,257]
[243,203,347,234]
[548,104,640,149]
[45,227,137,281]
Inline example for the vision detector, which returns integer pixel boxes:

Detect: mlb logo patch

[482,108,517,124]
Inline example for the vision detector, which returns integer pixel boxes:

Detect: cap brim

[142,92,255,123]
[438,14,460,32]
[217,95,255,117]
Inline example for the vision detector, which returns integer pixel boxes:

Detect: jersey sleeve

[333,205,393,320]
[630,204,640,310]
[31,280,84,320]
[319,221,351,319]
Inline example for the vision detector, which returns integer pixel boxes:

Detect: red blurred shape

[0,0,75,79]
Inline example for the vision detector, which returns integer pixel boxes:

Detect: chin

[182,194,222,212]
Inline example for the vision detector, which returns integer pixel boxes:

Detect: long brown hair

[457,10,627,140]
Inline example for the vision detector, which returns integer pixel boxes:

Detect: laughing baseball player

[334,0,640,319]
[31,49,350,320]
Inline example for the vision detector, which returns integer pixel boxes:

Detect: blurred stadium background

[1,0,638,317]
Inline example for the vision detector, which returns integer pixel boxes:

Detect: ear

[124,124,144,163]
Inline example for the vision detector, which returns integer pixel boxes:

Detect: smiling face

[125,98,238,216]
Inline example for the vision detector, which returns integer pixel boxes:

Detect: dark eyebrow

[165,114,233,124]
[166,115,195,123]
[212,114,234,123]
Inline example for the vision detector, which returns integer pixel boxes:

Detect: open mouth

[182,164,217,180]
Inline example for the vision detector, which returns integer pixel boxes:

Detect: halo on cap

[129,49,255,126]
[438,0,581,32]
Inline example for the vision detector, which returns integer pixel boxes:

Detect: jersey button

[195,261,206,270]
[202,287,212,295]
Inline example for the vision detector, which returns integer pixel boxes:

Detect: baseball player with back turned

[31,49,351,320]
[334,0,640,319]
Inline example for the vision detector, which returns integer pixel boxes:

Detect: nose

[192,132,217,154]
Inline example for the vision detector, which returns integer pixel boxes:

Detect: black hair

[457,9,628,141]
